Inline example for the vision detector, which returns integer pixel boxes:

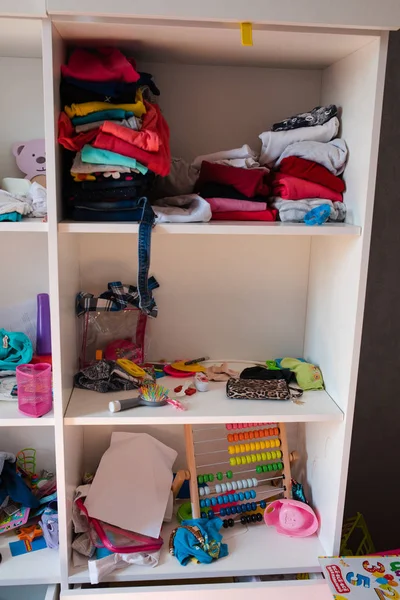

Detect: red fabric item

[58,112,98,152]
[271,173,343,202]
[101,120,160,152]
[61,47,140,83]
[278,156,345,193]
[197,161,270,198]
[211,209,278,221]
[93,102,171,176]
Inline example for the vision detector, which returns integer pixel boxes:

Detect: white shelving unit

[1,3,399,600]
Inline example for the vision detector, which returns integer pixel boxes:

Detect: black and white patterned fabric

[272,105,338,132]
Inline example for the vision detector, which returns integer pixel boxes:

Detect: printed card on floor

[319,556,400,599]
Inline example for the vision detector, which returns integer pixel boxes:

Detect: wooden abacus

[184,422,293,528]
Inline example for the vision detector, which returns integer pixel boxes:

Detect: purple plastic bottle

[37,293,52,355]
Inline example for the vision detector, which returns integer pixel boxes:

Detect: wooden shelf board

[69,517,325,584]
[59,220,361,236]
[64,377,343,425]
[0,218,48,232]
[0,402,54,426]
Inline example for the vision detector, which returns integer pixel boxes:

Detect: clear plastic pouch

[79,309,147,368]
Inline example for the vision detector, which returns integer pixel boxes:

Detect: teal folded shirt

[81,145,148,175]
[72,109,134,126]
[0,212,22,222]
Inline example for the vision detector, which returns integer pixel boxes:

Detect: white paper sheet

[84,433,177,538]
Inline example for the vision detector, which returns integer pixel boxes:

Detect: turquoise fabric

[0,329,33,371]
[72,109,134,126]
[81,145,148,175]
[0,212,22,222]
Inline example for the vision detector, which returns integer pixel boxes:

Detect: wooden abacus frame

[184,422,292,519]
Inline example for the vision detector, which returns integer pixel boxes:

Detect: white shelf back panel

[78,234,310,361]
[0,427,56,472]
[0,58,44,180]
[0,234,48,308]
[141,62,320,160]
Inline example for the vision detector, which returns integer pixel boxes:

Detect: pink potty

[264,499,318,537]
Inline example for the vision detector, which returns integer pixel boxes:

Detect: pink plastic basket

[16,363,52,417]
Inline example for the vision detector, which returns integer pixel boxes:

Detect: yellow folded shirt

[65,90,146,119]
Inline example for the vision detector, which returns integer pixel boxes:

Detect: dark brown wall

[345,30,400,550]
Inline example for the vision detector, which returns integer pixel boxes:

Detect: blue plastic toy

[304,204,331,226]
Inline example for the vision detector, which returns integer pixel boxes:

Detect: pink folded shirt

[207,198,267,212]
[272,172,343,202]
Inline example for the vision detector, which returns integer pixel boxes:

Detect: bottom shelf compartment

[69,517,325,584]
[0,532,60,586]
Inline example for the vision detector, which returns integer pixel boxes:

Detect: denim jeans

[72,197,157,317]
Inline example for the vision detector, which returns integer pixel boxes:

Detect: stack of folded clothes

[58,47,170,222]
[193,148,277,222]
[258,105,348,223]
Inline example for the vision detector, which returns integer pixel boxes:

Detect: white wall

[143,62,321,160]
[0,57,44,180]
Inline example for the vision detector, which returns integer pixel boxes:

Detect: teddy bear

[12,139,46,187]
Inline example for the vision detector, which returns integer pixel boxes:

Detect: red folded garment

[197,161,270,198]
[271,173,342,202]
[100,120,160,152]
[278,156,345,193]
[93,101,171,176]
[58,112,98,152]
[211,209,277,221]
[61,47,140,83]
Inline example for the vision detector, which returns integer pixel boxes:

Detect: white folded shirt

[259,117,339,167]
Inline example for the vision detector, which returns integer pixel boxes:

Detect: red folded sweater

[278,156,345,193]
[197,161,270,198]
[271,172,343,202]
[58,112,98,152]
[100,120,160,152]
[93,101,171,176]
[61,47,140,83]
[211,209,277,222]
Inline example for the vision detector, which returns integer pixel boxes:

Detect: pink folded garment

[207,198,267,212]
[271,172,342,202]
[212,209,278,222]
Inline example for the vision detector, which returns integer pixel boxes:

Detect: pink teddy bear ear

[12,142,25,157]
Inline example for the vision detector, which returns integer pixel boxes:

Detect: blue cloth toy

[170,518,229,566]
[304,204,331,226]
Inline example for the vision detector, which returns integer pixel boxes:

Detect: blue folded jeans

[72,197,157,317]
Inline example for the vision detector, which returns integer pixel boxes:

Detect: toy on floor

[184,422,294,529]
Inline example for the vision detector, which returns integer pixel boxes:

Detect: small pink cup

[16,363,52,417]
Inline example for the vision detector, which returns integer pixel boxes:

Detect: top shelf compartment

[53,19,380,70]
